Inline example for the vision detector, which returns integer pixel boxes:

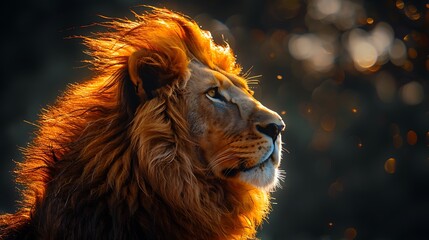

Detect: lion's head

[123,10,284,192]
[1,7,285,240]
[184,62,284,189]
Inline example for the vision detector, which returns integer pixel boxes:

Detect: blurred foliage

[1,0,428,239]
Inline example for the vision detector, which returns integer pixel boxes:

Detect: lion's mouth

[240,155,272,172]
[222,153,274,177]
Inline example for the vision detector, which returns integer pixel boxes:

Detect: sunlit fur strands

[0,8,274,240]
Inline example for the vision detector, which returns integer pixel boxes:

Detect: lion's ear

[128,48,187,100]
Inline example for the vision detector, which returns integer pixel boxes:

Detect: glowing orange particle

[402,60,413,72]
[366,18,374,24]
[403,34,409,41]
[405,5,420,20]
[352,108,358,113]
[426,3,429,9]
[396,0,404,9]
[281,110,287,115]
[411,13,420,20]
[328,222,334,228]
[357,140,363,148]
[276,75,283,80]
[407,130,418,145]
[384,158,396,174]
[408,48,418,59]
[345,227,358,240]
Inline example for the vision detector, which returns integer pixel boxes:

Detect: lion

[0,7,284,240]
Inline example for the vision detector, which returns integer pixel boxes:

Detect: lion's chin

[238,156,280,192]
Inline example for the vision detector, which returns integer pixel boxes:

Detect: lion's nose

[256,123,284,141]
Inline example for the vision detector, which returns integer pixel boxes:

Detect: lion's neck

[128,174,270,239]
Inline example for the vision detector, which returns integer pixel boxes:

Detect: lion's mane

[0,8,270,239]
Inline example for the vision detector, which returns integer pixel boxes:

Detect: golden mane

[0,7,271,239]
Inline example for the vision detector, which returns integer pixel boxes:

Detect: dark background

[1,0,428,239]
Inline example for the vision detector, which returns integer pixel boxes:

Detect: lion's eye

[207,88,218,98]
[205,87,226,103]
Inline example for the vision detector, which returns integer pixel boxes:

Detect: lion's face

[185,61,284,190]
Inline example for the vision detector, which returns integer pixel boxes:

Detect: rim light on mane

[0,7,284,240]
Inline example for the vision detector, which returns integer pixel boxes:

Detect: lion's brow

[215,69,248,90]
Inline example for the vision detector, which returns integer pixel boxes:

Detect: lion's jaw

[186,61,285,191]
[238,131,282,190]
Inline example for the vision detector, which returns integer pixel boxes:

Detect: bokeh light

[396,0,405,10]
[316,0,341,16]
[389,39,407,66]
[406,130,418,145]
[384,158,397,174]
[348,33,378,69]
[346,22,400,71]
[288,33,335,72]
[374,71,397,103]
[321,114,336,132]
[400,81,424,105]
[344,227,358,240]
